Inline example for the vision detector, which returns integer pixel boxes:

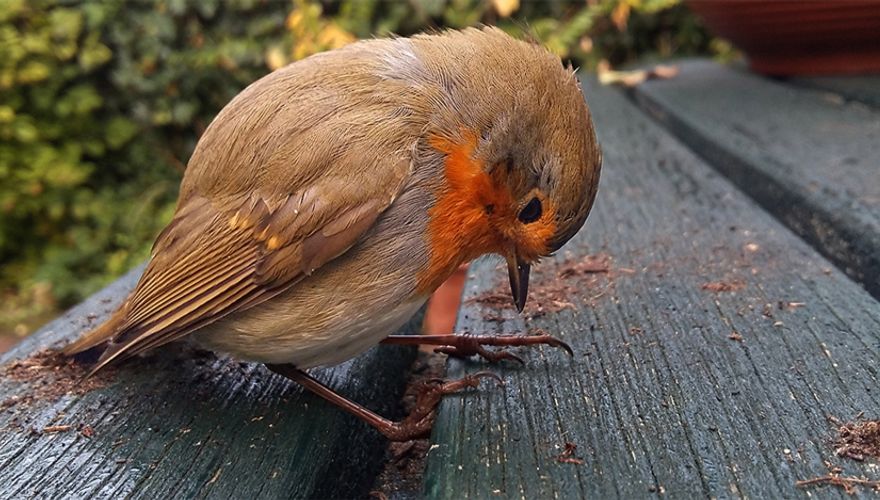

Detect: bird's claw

[435,344,525,364]
[382,371,502,441]
[434,333,573,364]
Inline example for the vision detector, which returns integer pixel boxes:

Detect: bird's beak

[506,252,530,313]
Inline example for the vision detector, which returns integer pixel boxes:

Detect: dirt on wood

[41,424,72,433]
[469,253,615,320]
[832,417,880,461]
[0,348,113,410]
[371,350,447,499]
[555,442,585,465]
[796,417,880,493]
[701,280,746,292]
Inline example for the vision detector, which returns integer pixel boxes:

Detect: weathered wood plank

[790,75,880,109]
[424,77,880,499]
[0,265,420,498]
[630,59,880,298]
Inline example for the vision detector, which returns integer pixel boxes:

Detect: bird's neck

[415,131,513,294]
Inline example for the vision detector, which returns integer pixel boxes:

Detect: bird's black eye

[518,197,542,224]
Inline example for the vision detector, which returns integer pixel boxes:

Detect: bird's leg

[380,333,573,364]
[266,364,500,442]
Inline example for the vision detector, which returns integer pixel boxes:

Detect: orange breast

[415,130,559,294]
[415,131,512,294]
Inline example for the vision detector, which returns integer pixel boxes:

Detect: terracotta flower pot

[688,0,880,76]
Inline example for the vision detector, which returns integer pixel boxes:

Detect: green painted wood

[629,60,880,299]
[0,265,420,499]
[790,75,880,109]
[424,77,880,499]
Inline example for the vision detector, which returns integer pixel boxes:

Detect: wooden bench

[630,60,880,296]
[2,59,879,498]
[425,65,880,498]
[0,266,422,498]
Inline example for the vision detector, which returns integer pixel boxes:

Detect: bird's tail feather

[62,310,125,357]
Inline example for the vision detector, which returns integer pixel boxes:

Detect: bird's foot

[266,365,500,442]
[378,371,501,441]
[382,332,573,364]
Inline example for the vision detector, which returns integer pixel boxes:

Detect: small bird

[64,27,601,440]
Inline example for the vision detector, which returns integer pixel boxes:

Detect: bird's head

[414,27,602,311]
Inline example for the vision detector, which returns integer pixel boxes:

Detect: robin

[63,27,602,441]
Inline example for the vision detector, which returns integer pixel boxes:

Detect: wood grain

[630,60,880,298]
[0,265,420,499]
[424,77,880,499]
[791,75,880,109]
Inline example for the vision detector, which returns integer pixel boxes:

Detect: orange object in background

[423,265,468,335]
[688,1,880,76]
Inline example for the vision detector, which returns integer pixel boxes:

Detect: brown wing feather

[62,43,419,371]
[67,172,402,375]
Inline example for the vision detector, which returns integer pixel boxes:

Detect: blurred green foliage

[0,0,719,337]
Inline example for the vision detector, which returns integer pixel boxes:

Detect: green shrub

[0,0,715,337]
[1,0,292,325]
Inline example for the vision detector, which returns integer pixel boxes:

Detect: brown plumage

[64,27,602,383]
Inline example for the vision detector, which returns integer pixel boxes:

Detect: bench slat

[792,75,880,109]
[0,266,418,498]
[631,60,880,297]
[424,76,880,498]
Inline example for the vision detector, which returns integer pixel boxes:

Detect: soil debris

[371,351,446,498]
[728,332,743,342]
[831,417,880,461]
[555,442,584,465]
[1,349,112,410]
[469,253,615,319]
[469,293,510,308]
[41,425,72,433]
[557,254,611,278]
[701,281,745,293]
